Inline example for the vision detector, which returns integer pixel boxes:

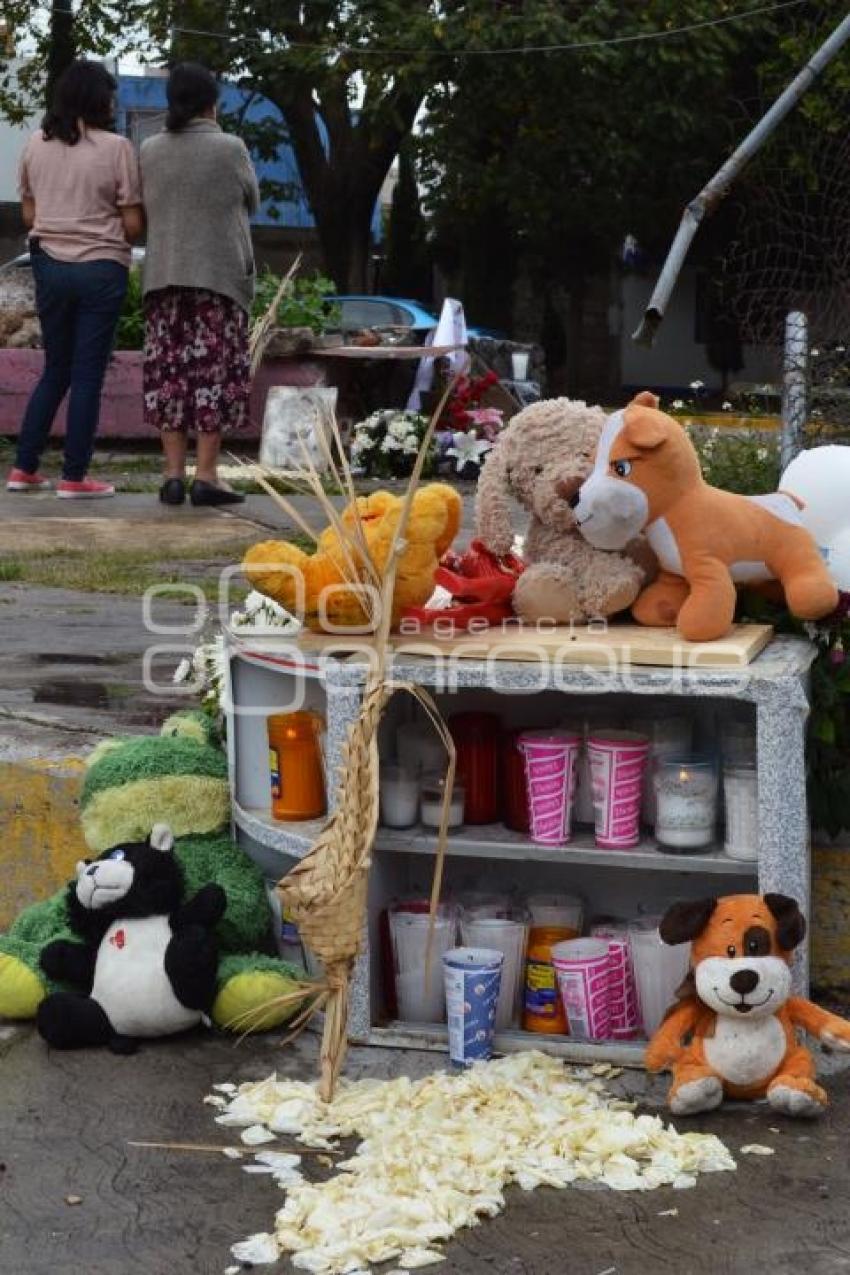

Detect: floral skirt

[143,287,250,435]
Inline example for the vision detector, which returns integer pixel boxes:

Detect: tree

[416,0,844,384]
[382,142,431,300]
[46,0,76,109]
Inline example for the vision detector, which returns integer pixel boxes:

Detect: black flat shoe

[159,478,186,506]
[189,479,245,507]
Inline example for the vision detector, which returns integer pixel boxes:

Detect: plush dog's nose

[730,968,759,995]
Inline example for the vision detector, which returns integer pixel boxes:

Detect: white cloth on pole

[407,297,469,410]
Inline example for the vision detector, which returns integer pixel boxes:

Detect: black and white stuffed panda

[36,823,226,1055]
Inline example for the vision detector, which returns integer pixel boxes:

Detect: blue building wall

[116,74,382,238]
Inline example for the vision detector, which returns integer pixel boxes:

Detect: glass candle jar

[723,763,759,860]
[654,758,718,851]
[420,773,465,830]
[501,730,531,833]
[449,711,501,824]
[629,712,694,827]
[380,764,419,829]
[267,711,326,821]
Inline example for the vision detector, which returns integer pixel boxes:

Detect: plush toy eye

[746,937,760,955]
[612,459,633,478]
[726,944,736,958]
[108,848,126,861]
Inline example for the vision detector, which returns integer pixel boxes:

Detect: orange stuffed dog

[572,392,838,641]
[646,894,850,1118]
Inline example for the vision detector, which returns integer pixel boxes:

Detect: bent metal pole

[632,12,850,347]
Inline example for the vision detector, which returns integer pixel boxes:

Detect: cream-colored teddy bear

[475,397,654,622]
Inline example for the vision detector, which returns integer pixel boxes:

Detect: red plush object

[401,539,525,629]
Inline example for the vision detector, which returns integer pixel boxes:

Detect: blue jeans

[16,247,128,481]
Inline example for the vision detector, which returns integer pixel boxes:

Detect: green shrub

[252,269,341,334]
[114,267,144,351]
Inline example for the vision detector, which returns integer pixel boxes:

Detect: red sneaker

[56,478,115,499]
[6,467,52,492]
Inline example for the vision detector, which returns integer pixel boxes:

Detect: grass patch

[0,543,255,600]
[0,560,24,582]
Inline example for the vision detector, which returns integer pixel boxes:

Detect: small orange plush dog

[646,894,850,1118]
[572,392,838,641]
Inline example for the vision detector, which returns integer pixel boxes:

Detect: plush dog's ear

[474,441,515,557]
[630,390,660,410]
[623,404,667,450]
[764,893,806,951]
[659,898,717,945]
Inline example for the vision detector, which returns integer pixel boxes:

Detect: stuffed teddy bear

[573,391,838,642]
[37,823,226,1053]
[475,397,654,623]
[645,893,850,1117]
[0,712,303,1033]
[243,483,463,631]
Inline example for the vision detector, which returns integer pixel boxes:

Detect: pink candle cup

[591,922,642,1039]
[518,730,581,846]
[587,730,649,849]
[551,937,611,1041]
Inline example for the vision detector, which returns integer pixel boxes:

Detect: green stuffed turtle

[0,711,304,1031]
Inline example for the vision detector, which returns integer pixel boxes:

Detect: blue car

[329,295,503,341]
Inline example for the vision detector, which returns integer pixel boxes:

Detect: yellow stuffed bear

[243,483,463,631]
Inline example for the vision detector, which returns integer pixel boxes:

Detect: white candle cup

[723,764,759,860]
[420,772,465,830]
[389,903,457,1022]
[397,722,448,777]
[379,764,419,829]
[628,921,691,1038]
[654,758,718,851]
[460,912,528,1030]
[525,893,584,933]
[629,712,694,827]
[511,351,530,381]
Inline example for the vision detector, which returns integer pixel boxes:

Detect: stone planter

[0,348,327,442]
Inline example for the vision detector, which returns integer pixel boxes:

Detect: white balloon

[827,528,850,592]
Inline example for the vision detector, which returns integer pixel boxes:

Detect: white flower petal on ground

[231,1233,280,1264]
[216,1053,735,1274]
[172,657,192,684]
[739,1144,775,1156]
[399,1248,446,1268]
[241,1124,277,1146]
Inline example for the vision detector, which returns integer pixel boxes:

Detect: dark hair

[42,60,117,146]
[166,63,218,132]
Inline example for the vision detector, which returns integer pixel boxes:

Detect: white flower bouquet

[350,409,435,478]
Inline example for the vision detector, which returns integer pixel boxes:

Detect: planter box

[0,349,327,442]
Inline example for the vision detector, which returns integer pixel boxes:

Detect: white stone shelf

[233,801,324,860]
[374,823,757,875]
[368,1022,647,1067]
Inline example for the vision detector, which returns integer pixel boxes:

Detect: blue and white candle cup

[442,947,504,1067]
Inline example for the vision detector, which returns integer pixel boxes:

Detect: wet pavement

[2,1026,850,1275]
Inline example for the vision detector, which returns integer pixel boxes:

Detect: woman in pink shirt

[7,60,144,498]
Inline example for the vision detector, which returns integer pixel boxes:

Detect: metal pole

[780,310,808,471]
[632,12,850,346]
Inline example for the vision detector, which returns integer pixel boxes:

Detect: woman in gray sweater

[141,63,259,506]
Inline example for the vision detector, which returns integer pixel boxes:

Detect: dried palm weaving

[229,374,461,1100]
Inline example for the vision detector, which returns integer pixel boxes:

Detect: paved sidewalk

[2,1026,850,1275]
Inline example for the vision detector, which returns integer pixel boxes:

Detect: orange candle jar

[267,711,326,821]
[523,924,579,1034]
